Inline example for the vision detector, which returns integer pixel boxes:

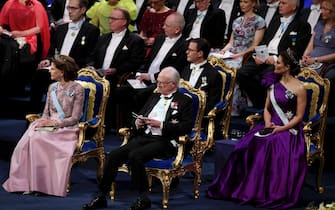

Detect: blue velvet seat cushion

[81,140,97,152]
[145,155,194,169]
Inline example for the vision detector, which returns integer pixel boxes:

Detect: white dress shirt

[189,10,207,39]
[268,15,294,55]
[102,29,127,70]
[145,94,173,136]
[219,0,234,36]
[60,19,85,55]
[307,4,321,30]
[189,60,207,87]
[265,1,279,27]
[176,0,189,15]
[148,35,181,82]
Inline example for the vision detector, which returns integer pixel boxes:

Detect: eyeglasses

[157,81,173,86]
[109,16,126,21]
[66,6,80,10]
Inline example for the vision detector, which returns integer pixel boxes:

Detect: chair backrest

[208,56,237,139]
[296,67,330,156]
[75,68,110,140]
[178,79,207,139]
[297,68,330,123]
[208,56,237,102]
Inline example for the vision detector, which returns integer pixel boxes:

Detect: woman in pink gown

[2,55,85,197]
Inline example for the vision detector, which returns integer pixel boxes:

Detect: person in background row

[167,0,194,16]
[212,0,242,44]
[30,0,99,113]
[3,55,85,197]
[301,0,335,115]
[257,0,280,28]
[139,0,174,56]
[300,0,322,30]
[0,0,50,97]
[115,12,188,129]
[181,38,222,115]
[183,0,226,49]
[213,0,266,116]
[86,7,145,130]
[86,0,137,35]
[237,0,311,109]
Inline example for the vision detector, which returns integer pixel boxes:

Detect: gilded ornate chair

[110,79,207,209]
[26,67,110,192]
[246,67,330,193]
[207,56,237,140]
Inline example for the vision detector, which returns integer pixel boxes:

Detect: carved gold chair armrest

[172,135,187,168]
[245,112,263,129]
[75,117,102,153]
[118,127,131,146]
[25,113,41,123]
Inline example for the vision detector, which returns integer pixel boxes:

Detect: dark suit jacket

[87,30,145,87]
[256,1,280,27]
[167,0,194,16]
[136,91,193,140]
[50,0,97,23]
[211,0,241,42]
[184,4,226,48]
[181,62,222,114]
[300,7,322,27]
[141,33,188,78]
[50,0,66,23]
[48,21,100,68]
[261,14,311,58]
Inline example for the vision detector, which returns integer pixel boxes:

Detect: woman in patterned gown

[212,0,266,116]
[207,49,307,209]
[2,55,84,197]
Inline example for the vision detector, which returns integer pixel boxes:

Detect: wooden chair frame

[26,67,110,192]
[110,79,207,209]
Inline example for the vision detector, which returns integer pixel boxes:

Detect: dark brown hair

[279,48,300,76]
[51,55,79,81]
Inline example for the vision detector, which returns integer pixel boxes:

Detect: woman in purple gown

[207,49,307,209]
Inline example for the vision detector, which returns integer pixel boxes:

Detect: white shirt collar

[190,60,207,70]
[68,18,85,31]
[310,4,320,11]
[112,29,127,38]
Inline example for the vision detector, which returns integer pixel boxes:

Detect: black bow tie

[161,94,173,100]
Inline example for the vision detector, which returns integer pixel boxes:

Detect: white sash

[269,84,298,135]
[51,82,66,120]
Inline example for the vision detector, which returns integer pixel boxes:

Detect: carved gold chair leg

[148,175,153,192]
[317,155,325,193]
[110,182,116,200]
[96,152,105,181]
[160,176,172,209]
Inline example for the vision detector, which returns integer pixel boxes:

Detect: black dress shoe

[82,195,107,210]
[128,196,151,210]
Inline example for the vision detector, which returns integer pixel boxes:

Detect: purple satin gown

[207,81,307,209]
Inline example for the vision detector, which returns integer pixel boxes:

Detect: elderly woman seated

[302,0,335,78]
[301,0,335,115]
